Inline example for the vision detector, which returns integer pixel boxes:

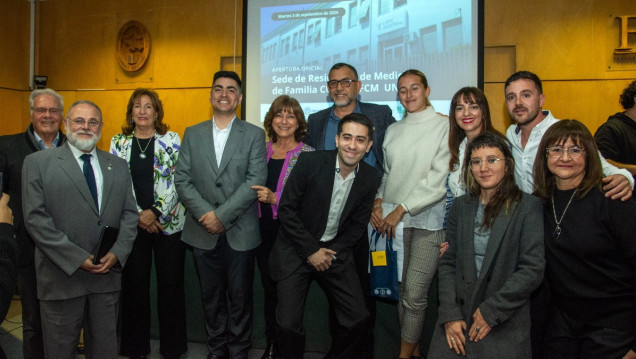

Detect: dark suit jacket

[175,118,267,251]
[21,143,138,301]
[305,101,395,174]
[428,193,545,359]
[269,150,380,281]
[0,223,16,322]
[0,125,66,266]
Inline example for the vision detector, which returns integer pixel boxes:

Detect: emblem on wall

[116,20,151,72]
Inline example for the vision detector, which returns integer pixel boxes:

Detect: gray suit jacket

[428,193,545,359]
[21,143,138,301]
[175,118,267,251]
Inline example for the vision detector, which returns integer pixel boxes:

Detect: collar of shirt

[212,116,235,133]
[329,101,362,122]
[33,130,60,150]
[334,155,358,181]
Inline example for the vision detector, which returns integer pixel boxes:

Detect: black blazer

[269,150,380,281]
[305,101,395,174]
[0,125,66,265]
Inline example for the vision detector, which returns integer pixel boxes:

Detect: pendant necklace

[136,136,154,159]
[551,188,577,239]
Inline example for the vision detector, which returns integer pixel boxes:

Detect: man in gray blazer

[22,100,138,359]
[175,71,267,359]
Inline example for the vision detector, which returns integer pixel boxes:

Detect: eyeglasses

[68,118,101,128]
[32,107,62,115]
[327,79,358,89]
[469,157,504,168]
[546,146,585,159]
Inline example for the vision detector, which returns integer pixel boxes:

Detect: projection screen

[243,0,483,124]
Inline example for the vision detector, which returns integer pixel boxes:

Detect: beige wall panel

[0,90,29,135]
[0,1,30,90]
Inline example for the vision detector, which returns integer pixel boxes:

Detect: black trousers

[329,232,375,358]
[194,234,255,359]
[544,303,634,359]
[120,230,187,357]
[276,254,369,359]
[17,261,44,359]
[255,221,280,343]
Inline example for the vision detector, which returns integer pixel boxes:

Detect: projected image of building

[260,0,475,113]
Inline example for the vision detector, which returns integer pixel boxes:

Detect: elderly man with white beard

[21,100,138,359]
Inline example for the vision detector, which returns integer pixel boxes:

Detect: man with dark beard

[504,70,633,199]
[22,100,138,359]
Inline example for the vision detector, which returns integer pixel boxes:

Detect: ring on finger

[476,327,481,332]
[450,337,455,342]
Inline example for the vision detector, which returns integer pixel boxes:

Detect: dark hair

[397,69,432,107]
[532,119,603,201]
[263,95,307,143]
[504,71,543,94]
[213,71,242,91]
[448,87,496,171]
[329,63,358,80]
[619,80,636,110]
[122,88,168,136]
[464,132,521,229]
[337,112,374,139]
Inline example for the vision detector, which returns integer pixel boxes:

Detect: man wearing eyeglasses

[305,63,395,358]
[504,70,633,200]
[0,88,67,359]
[22,100,138,359]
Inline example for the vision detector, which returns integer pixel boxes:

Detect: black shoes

[261,341,280,359]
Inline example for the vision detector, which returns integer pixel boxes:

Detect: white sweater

[378,106,450,230]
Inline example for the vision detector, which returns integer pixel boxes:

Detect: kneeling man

[270,113,380,359]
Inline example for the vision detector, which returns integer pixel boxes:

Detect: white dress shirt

[506,110,634,193]
[68,143,104,210]
[320,157,356,242]
[212,116,235,167]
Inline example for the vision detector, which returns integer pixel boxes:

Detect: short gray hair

[65,100,103,122]
[29,89,64,115]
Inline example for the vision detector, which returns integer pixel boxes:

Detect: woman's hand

[138,209,162,233]
[378,205,406,238]
[370,199,383,230]
[439,241,449,258]
[469,308,492,342]
[444,320,467,356]
[251,185,277,205]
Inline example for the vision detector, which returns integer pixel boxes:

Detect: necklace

[136,136,154,159]
[551,189,577,239]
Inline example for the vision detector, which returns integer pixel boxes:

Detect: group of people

[0,64,634,359]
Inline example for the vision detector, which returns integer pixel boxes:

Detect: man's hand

[469,308,492,343]
[0,194,13,225]
[443,320,466,356]
[199,211,225,233]
[138,209,163,233]
[602,174,633,201]
[80,252,119,274]
[622,349,636,359]
[306,248,337,271]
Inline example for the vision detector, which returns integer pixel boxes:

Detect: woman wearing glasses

[110,89,187,359]
[370,69,450,359]
[428,131,544,359]
[533,120,636,358]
